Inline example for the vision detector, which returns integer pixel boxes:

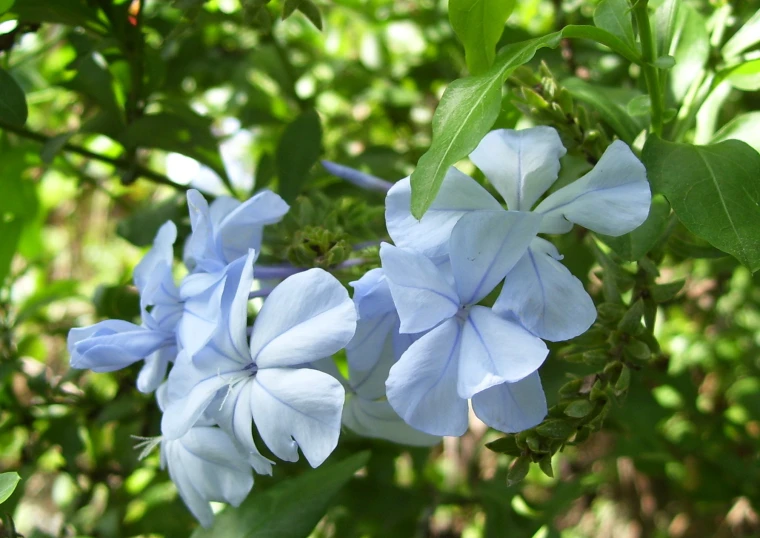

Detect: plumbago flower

[161,248,358,468]
[152,384,255,528]
[381,210,550,436]
[336,269,439,446]
[68,221,182,393]
[179,189,289,358]
[386,126,651,342]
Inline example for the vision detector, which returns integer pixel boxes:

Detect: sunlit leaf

[449,0,516,75]
[191,451,370,538]
[644,136,760,271]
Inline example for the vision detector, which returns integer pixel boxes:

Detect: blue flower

[324,269,439,446]
[161,250,357,468]
[183,188,289,273]
[177,188,289,357]
[68,221,181,393]
[380,210,549,436]
[155,385,259,528]
[385,127,651,341]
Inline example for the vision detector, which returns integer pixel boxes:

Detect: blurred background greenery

[1,0,760,536]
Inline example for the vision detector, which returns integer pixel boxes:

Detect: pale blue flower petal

[209,380,275,475]
[162,425,254,528]
[349,327,397,400]
[133,221,177,298]
[350,268,396,320]
[457,306,548,399]
[469,127,567,211]
[385,168,501,261]
[343,396,441,446]
[379,243,459,334]
[68,320,173,372]
[250,269,357,369]
[161,355,241,440]
[494,238,596,342]
[179,251,255,361]
[386,319,469,436]
[216,190,289,264]
[346,311,397,373]
[136,345,176,393]
[184,189,216,270]
[449,210,542,305]
[251,367,345,467]
[471,372,547,433]
[534,140,651,235]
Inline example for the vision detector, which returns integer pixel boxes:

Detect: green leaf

[276,109,322,203]
[722,8,760,59]
[564,399,595,418]
[62,53,125,133]
[536,419,576,439]
[653,55,675,69]
[593,0,635,49]
[410,25,641,218]
[191,451,370,538]
[0,67,28,127]
[121,112,231,189]
[12,0,107,32]
[626,94,651,117]
[655,1,709,102]
[485,435,521,456]
[0,472,20,504]
[725,59,760,91]
[598,194,670,261]
[649,280,684,303]
[643,136,760,272]
[0,0,14,16]
[562,78,645,143]
[506,455,530,486]
[618,299,645,334]
[282,0,301,19]
[297,0,322,30]
[711,112,760,153]
[537,455,554,478]
[449,0,516,75]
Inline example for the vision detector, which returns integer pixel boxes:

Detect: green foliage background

[1,0,760,537]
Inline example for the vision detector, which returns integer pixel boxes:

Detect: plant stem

[0,120,197,193]
[632,0,664,137]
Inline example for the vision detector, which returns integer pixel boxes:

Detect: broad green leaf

[598,195,670,261]
[655,1,709,102]
[282,0,302,19]
[712,112,760,152]
[562,78,645,143]
[722,8,760,59]
[410,25,640,218]
[296,0,322,30]
[725,59,760,91]
[593,0,635,49]
[276,108,322,203]
[449,0,516,75]
[121,112,231,189]
[0,0,14,16]
[12,0,107,32]
[0,472,20,504]
[643,136,760,272]
[192,451,371,538]
[0,67,28,127]
[62,53,125,134]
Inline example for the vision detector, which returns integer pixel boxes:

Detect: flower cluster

[67,125,650,526]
